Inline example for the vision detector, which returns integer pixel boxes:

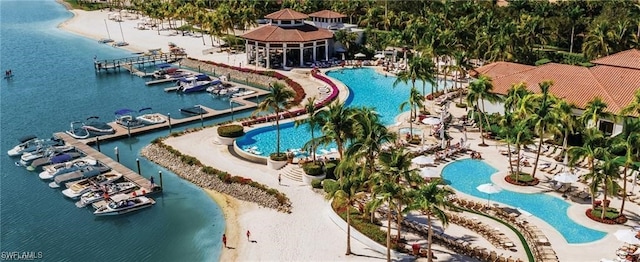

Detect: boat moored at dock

[39,156,97,180]
[75,182,137,208]
[19,145,75,167]
[83,116,115,136]
[50,163,111,188]
[179,105,207,115]
[136,107,166,125]
[176,74,217,93]
[93,194,155,216]
[62,172,123,199]
[7,135,38,156]
[115,109,145,129]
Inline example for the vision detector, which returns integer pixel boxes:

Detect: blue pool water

[442,159,607,244]
[236,68,450,156]
[1,1,252,260]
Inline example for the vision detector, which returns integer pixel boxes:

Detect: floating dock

[94,53,186,73]
[146,78,176,86]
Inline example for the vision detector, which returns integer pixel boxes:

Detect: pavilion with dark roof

[241,8,337,69]
[472,49,640,136]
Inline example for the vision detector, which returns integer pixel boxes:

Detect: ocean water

[1,1,251,261]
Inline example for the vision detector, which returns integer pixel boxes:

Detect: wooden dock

[94,53,186,73]
[55,132,157,193]
[145,78,175,85]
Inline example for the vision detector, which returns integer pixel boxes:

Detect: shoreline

[54,3,235,261]
[205,189,240,262]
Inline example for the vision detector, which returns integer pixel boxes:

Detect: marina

[94,53,186,73]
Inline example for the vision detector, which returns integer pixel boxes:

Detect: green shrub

[509,173,535,182]
[323,179,339,194]
[303,163,324,176]
[201,166,216,175]
[455,102,467,108]
[217,124,245,138]
[590,207,620,220]
[311,179,322,188]
[270,153,288,161]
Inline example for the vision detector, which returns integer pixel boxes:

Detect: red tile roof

[241,24,333,43]
[591,49,640,70]
[307,10,346,19]
[264,8,309,20]
[475,51,640,115]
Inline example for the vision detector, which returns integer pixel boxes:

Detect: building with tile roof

[472,49,640,136]
[241,9,337,69]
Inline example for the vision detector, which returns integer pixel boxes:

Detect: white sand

[58,7,640,262]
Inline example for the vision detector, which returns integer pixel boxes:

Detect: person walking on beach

[246,230,251,241]
[278,174,281,185]
[222,234,227,248]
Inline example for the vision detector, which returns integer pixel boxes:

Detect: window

[281,20,292,25]
[599,120,614,136]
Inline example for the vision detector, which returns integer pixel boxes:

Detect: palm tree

[466,75,502,146]
[296,97,321,164]
[521,81,558,178]
[368,175,404,262]
[582,20,614,59]
[579,97,613,130]
[398,87,423,138]
[620,89,640,117]
[254,82,296,159]
[408,181,454,262]
[568,128,606,209]
[378,146,421,243]
[326,156,368,256]
[346,107,396,175]
[553,99,579,165]
[315,101,356,159]
[591,152,621,219]
[610,117,640,214]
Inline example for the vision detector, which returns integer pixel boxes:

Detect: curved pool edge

[441,158,607,244]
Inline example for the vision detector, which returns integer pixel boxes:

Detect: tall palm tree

[296,97,321,164]
[610,117,640,214]
[408,181,454,262]
[346,107,396,176]
[326,156,368,256]
[582,20,614,59]
[315,101,356,159]
[569,128,606,209]
[254,82,296,159]
[466,75,501,146]
[553,99,579,165]
[368,176,404,262]
[373,146,420,249]
[590,152,621,219]
[521,81,558,178]
[398,87,424,138]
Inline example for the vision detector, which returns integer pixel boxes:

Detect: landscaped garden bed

[585,208,628,224]
[504,172,540,186]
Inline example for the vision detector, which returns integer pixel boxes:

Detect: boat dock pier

[145,78,175,86]
[94,53,186,74]
[55,132,158,194]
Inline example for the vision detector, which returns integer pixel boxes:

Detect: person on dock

[246,230,251,242]
[222,234,227,248]
[150,176,155,186]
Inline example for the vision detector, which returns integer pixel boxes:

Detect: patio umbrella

[477,183,502,207]
[419,167,440,178]
[614,229,640,245]
[554,172,578,184]
[421,117,442,125]
[412,155,435,166]
[354,53,366,58]
[374,53,385,59]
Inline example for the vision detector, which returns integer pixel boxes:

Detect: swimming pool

[442,159,607,244]
[236,67,451,155]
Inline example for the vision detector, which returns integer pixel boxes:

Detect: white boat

[136,107,166,125]
[75,182,137,208]
[19,145,75,167]
[115,109,145,129]
[93,194,154,216]
[232,90,256,98]
[7,135,38,156]
[61,172,123,199]
[39,157,97,180]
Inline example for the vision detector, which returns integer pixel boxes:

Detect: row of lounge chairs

[401,217,523,262]
[451,197,560,262]
[446,212,515,249]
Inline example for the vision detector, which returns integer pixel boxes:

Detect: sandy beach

[57,5,640,262]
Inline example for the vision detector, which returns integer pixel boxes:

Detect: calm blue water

[442,159,607,244]
[1,1,252,261]
[236,68,448,156]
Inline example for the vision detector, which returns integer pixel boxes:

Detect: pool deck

[398,97,640,261]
